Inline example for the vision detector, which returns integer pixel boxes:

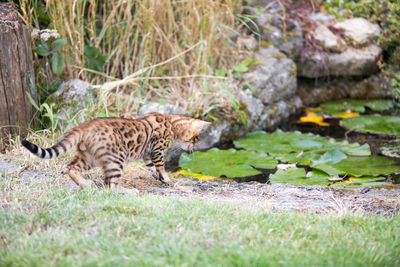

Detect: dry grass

[18,0,245,115]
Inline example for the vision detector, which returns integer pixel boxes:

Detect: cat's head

[171,116,211,151]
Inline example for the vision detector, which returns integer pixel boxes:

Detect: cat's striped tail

[21,130,80,159]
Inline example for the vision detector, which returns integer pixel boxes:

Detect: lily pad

[179,148,278,178]
[234,130,371,164]
[321,99,394,114]
[330,177,390,189]
[313,155,400,177]
[310,149,347,166]
[270,168,330,185]
[341,115,400,137]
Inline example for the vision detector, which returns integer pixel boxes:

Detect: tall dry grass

[19,0,244,115]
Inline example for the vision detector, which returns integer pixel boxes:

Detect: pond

[177,99,400,189]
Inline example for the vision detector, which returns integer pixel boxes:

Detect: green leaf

[341,115,400,137]
[50,39,67,52]
[320,99,394,114]
[51,52,65,76]
[233,58,254,73]
[270,168,331,185]
[310,149,348,167]
[330,176,390,189]
[36,43,51,56]
[313,156,400,177]
[234,130,371,162]
[290,139,323,150]
[26,92,40,111]
[179,148,278,178]
[84,45,107,72]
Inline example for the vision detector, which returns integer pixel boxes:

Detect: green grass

[1,185,399,267]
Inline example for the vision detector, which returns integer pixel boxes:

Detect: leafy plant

[27,93,59,131]
[32,29,67,75]
[34,29,66,76]
[232,57,258,76]
[84,46,107,72]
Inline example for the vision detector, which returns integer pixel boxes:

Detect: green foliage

[341,115,400,137]
[233,130,371,157]
[179,130,399,187]
[180,148,277,177]
[26,93,59,131]
[51,52,65,76]
[313,155,400,177]
[84,46,107,72]
[232,57,259,76]
[320,99,394,114]
[35,36,67,76]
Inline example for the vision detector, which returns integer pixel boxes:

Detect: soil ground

[1,153,399,216]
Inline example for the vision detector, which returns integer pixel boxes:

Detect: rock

[259,96,302,130]
[246,7,303,59]
[243,46,297,104]
[235,34,258,51]
[313,24,346,52]
[298,45,382,78]
[138,102,186,116]
[46,79,96,121]
[193,94,302,152]
[246,0,279,9]
[308,12,336,25]
[297,73,392,107]
[194,120,232,151]
[332,18,381,45]
[164,143,185,172]
[297,80,347,106]
[238,89,264,124]
[349,73,392,99]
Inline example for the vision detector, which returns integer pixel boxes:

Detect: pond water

[178,99,400,189]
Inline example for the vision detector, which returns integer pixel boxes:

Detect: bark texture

[0,3,36,150]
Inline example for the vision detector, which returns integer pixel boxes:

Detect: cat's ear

[192,120,211,132]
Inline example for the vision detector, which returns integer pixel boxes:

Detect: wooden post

[0,3,36,150]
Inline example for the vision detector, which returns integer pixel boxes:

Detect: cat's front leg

[149,152,170,184]
[143,156,159,178]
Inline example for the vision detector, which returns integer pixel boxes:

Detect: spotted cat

[22,113,210,194]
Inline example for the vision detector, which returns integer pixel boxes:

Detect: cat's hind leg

[66,153,95,188]
[101,159,139,195]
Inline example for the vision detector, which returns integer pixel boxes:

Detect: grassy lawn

[1,184,399,267]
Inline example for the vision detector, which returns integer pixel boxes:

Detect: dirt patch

[1,155,399,216]
[120,175,400,216]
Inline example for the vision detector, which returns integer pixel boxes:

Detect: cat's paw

[155,172,170,184]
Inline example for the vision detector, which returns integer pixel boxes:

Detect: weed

[17,0,245,116]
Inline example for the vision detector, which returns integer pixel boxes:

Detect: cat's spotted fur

[22,113,210,194]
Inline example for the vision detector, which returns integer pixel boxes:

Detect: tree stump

[0,3,36,150]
